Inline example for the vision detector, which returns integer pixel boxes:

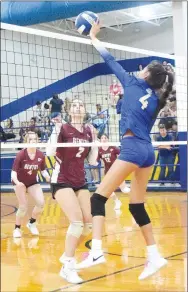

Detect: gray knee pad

[91,193,108,217]
[16,206,27,218]
[67,221,84,238]
[129,203,151,227]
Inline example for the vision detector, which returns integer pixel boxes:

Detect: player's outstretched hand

[90,22,101,39]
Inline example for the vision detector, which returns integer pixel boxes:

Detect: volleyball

[75,11,99,36]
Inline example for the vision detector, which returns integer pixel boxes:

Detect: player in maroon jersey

[11,131,50,238]
[46,99,98,284]
[98,134,130,210]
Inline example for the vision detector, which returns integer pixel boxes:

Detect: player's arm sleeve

[46,125,62,156]
[92,38,134,87]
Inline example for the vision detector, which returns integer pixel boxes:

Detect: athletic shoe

[75,252,106,270]
[114,199,122,210]
[139,257,167,280]
[26,222,39,235]
[13,228,22,238]
[60,261,83,284]
[59,253,77,265]
[121,186,131,193]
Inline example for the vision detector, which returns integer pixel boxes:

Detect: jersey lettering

[139,88,152,110]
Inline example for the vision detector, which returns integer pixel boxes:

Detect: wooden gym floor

[1,192,187,292]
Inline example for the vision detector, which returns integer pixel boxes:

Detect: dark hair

[31,117,36,123]
[53,94,58,99]
[159,124,166,129]
[146,61,174,116]
[101,133,109,139]
[36,101,41,106]
[44,103,49,109]
[118,94,123,100]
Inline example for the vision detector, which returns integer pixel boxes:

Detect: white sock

[147,244,161,260]
[91,239,103,257]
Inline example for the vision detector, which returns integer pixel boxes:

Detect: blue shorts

[118,136,155,168]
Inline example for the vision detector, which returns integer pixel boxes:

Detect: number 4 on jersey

[139,88,152,110]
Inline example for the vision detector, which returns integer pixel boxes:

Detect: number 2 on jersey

[139,88,152,110]
[76,147,85,158]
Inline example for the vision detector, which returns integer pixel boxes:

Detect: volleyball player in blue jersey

[76,23,174,280]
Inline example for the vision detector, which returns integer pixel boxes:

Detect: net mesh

[0,23,187,187]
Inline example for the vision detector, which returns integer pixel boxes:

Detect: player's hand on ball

[90,22,101,39]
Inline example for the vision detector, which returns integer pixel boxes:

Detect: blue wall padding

[0,56,174,121]
[178,132,187,191]
[1,1,160,26]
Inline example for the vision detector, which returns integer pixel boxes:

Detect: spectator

[40,116,53,141]
[19,122,27,143]
[49,94,63,118]
[159,107,176,130]
[4,118,14,133]
[171,121,178,141]
[157,124,174,185]
[116,94,123,115]
[162,61,168,69]
[138,64,143,71]
[35,101,45,122]
[0,125,16,141]
[92,104,108,139]
[29,117,41,137]
[109,79,122,107]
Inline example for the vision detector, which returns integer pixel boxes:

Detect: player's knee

[16,205,27,218]
[67,221,84,238]
[129,203,151,227]
[90,193,108,217]
[35,201,45,214]
[82,222,92,236]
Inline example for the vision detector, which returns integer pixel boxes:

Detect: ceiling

[32,2,173,36]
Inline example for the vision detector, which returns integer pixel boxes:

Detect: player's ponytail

[145,61,174,117]
[158,71,174,110]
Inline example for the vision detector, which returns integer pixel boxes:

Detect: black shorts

[51,183,88,199]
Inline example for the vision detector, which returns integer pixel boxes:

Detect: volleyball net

[0,22,187,190]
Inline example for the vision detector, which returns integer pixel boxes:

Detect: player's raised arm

[90,23,134,87]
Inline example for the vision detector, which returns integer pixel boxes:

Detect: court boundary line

[1,204,17,218]
[50,251,187,292]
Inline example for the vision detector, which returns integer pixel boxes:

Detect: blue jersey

[94,44,159,142]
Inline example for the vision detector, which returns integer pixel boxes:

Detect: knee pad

[16,206,27,218]
[129,203,151,227]
[34,201,45,214]
[90,193,108,217]
[82,223,92,236]
[67,221,84,238]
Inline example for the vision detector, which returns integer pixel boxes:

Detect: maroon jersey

[51,123,92,187]
[12,149,46,187]
[98,146,120,174]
